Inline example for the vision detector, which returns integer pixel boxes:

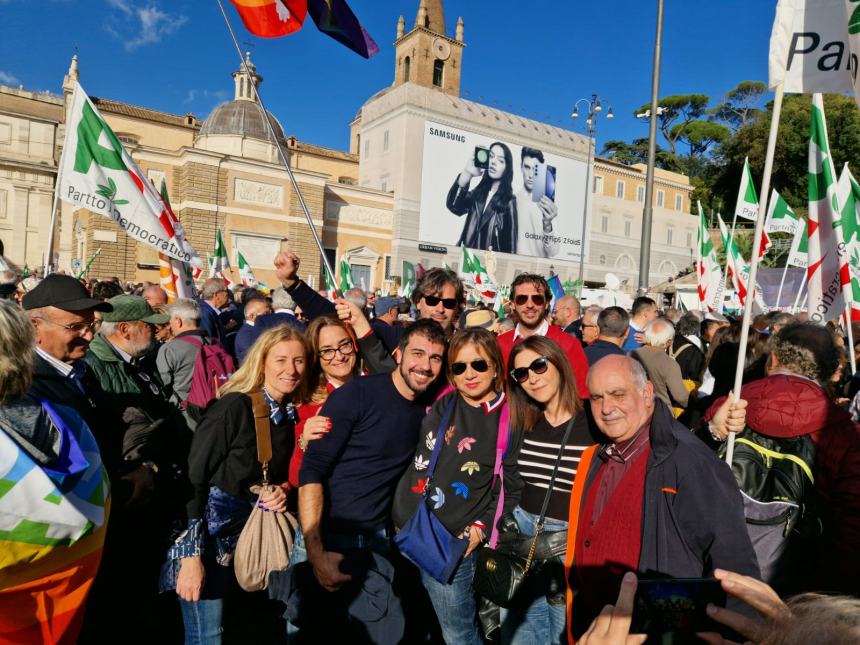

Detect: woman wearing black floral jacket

[393,328,519,645]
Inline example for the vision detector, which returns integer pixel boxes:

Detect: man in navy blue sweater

[296,319,447,639]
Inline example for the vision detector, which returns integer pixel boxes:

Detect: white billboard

[418,120,590,261]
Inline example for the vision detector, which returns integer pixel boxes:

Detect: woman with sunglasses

[447,142,518,253]
[393,328,518,644]
[289,315,360,487]
[501,335,599,645]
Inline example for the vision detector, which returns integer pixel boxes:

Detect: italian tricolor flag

[460,245,497,302]
[836,163,860,320]
[806,93,847,324]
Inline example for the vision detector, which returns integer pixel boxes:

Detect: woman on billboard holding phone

[446,142,518,253]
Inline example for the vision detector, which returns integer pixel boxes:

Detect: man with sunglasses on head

[497,273,590,396]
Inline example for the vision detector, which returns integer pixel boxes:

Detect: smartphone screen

[631,577,726,640]
[474,146,489,169]
[532,163,557,203]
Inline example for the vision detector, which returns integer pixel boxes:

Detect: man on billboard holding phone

[516,147,561,258]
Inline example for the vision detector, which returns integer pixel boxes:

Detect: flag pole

[726,82,784,467]
[774,261,790,310]
[845,302,857,375]
[43,190,61,276]
[76,247,102,279]
[215,0,341,297]
[791,271,808,313]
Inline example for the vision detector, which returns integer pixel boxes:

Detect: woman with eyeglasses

[501,335,599,645]
[393,328,518,644]
[289,315,360,487]
[447,141,518,253]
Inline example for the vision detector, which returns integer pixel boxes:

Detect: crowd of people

[1,256,859,645]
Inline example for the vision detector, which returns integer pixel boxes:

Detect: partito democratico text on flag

[57,82,202,268]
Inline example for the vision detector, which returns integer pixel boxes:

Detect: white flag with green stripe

[399,260,416,298]
[237,251,257,288]
[696,201,723,311]
[806,93,847,323]
[734,158,760,221]
[836,163,860,311]
[764,189,801,235]
[787,220,809,268]
[209,228,230,278]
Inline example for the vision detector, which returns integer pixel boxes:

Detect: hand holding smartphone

[631,577,726,642]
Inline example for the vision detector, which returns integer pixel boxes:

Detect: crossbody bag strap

[423,395,457,493]
[489,399,510,548]
[248,391,273,486]
[523,414,577,570]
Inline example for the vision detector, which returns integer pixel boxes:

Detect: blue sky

[1,1,778,153]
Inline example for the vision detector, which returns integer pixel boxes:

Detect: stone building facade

[1,0,698,291]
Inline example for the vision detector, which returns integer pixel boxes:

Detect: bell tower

[393,0,465,96]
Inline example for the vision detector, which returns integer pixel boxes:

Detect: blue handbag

[394,397,468,584]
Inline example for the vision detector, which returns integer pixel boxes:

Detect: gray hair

[582,305,602,326]
[675,312,701,337]
[344,287,367,309]
[0,270,18,286]
[169,298,200,325]
[644,319,675,347]
[629,357,649,391]
[201,278,226,300]
[98,321,121,337]
[597,306,629,338]
[0,300,34,401]
[271,287,296,311]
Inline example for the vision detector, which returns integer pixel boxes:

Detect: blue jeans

[419,549,483,645]
[180,598,223,645]
[500,506,569,645]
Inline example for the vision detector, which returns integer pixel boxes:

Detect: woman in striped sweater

[501,335,600,645]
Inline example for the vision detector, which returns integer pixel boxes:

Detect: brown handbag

[233,391,298,592]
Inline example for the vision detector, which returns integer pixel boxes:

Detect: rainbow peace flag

[0,400,110,644]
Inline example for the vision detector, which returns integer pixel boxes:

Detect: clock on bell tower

[393,0,465,97]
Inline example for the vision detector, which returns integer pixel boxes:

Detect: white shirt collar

[35,346,74,377]
[106,339,134,364]
[514,319,549,341]
[684,335,703,350]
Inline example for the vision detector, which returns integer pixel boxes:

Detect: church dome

[199,100,286,144]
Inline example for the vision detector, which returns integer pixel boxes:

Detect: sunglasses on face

[451,359,490,375]
[513,294,546,307]
[510,356,550,383]
[423,295,458,310]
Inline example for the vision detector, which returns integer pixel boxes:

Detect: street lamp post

[572,94,613,292]
[637,0,665,295]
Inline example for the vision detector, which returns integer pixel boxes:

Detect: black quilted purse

[472,416,575,607]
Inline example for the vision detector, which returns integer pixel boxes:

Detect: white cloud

[104,1,188,50]
[184,89,228,105]
[0,71,19,85]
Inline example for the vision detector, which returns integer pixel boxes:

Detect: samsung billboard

[418,120,591,261]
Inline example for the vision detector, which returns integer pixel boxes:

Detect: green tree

[710,81,767,133]
[634,94,710,155]
[600,137,683,171]
[710,93,860,218]
[671,120,731,158]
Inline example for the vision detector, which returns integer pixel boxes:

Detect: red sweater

[497,324,590,398]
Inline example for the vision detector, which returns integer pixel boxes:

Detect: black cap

[22,274,113,312]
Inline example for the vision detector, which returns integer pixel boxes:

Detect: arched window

[404,56,411,82]
[433,60,444,87]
